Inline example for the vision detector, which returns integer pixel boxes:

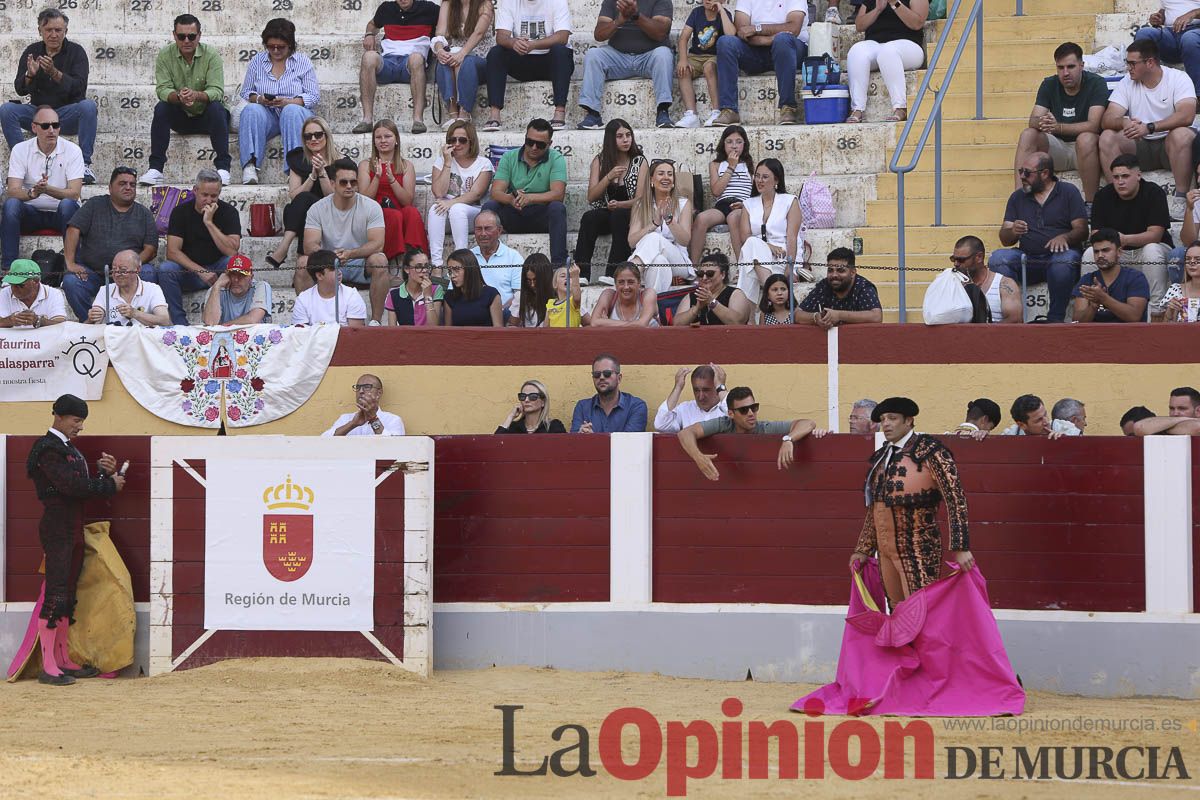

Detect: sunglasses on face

[33,121,61,130]
[949,255,972,265]
[448,136,469,144]
[352,384,381,392]
[175,32,198,41]
[303,130,325,140]
[592,370,616,379]
[1017,168,1044,177]
[524,138,549,150]
[517,392,544,401]
[337,178,358,187]
[732,403,760,415]
[697,269,719,279]
[265,43,289,51]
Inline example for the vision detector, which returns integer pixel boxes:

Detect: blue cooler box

[802,86,850,124]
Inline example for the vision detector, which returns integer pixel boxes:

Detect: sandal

[550,115,567,130]
[844,110,864,124]
[265,255,283,271]
[481,118,501,132]
[885,108,908,122]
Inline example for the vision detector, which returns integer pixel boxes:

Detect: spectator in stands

[1133,415,1200,435]
[690,125,753,265]
[1134,2,1200,93]
[849,398,878,434]
[654,363,728,433]
[267,117,339,270]
[291,249,367,326]
[1169,386,1200,416]
[577,0,675,130]
[2,106,81,270]
[796,247,883,327]
[672,252,753,324]
[444,248,503,326]
[356,0,439,134]
[142,167,241,325]
[483,0,574,132]
[754,273,795,324]
[298,158,389,324]
[1100,39,1196,220]
[545,263,582,327]
[571,353,648,432]
[0,259,67,328]
[497,379,567,433]
[200,253,272,326]
[989,151,1087,323]
[678,385,819,480]
[428,121,493,268]
[61,167,158,321]
[951,235,1021,323]
[483,119,568,266]
[86,250,170,327]
[673,0,736,128]
[1001,393,1067,438]
[323,374,406,435]
[237,18,320,185]
[737,158,802,306]
[589,263,660,326]
[432,0,494,126]
[1072,228,1150,323]
[576,120,647,282]
[1085,154,1171,315]
[471,209,524,319]
[713,0,808,127]
[947,397,1002,438]
[1,9,98,185]
[1120,405,1156,435]
[386,247,443,326]
[843,0,927,124]
[140,14,230,187]
[629,159,695,293]
[1162,240,1200,322]
[516,252,553,327]
[359,119,430,261]
[1014,42,1106,205]
[1051,397,1087,435]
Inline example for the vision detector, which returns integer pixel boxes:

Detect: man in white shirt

[713,0,809,126]
[484,0,575,131]
[2,106,83,269]
[469,209,524,320]
[0,259,67,328]
[322,373,406,436]
[86,249,170,327]
[1100,38,1197,219]
[654,363,729,432]
[1134,0,1200,93]
[291,249,367,326]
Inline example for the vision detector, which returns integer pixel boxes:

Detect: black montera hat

[52,394,89,419]
[871,396,919,422]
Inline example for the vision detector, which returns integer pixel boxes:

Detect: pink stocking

[37,619,63,676]
[54,618,84,671]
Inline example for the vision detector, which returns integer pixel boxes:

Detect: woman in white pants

[428,120,494,266]
[629,160,695,294]
[737,158,803,307]
[844,0,928,123]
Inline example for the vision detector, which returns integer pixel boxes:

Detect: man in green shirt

[1014,41,1108,204]
[139,13,231,187]
[677,385,821,480]
[482,118,568,265]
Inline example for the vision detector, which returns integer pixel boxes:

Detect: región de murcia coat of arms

[262,476,314,582]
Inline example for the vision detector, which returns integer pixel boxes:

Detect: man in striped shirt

[356,0,440,135]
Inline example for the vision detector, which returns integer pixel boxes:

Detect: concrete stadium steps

[930,12,1101,40]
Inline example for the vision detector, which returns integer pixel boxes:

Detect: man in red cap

[200,253,272,326]
[849,396,974,609]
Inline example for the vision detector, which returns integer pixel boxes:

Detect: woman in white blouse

[628,159,695,294]
[737,158,804,307]
[427,120,493,267]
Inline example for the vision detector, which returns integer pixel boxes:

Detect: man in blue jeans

[1134,2,1200,92]
[2,106,82,270]
[577,0,676,130]
[989,152,1088,322]
[712,0,809,126]
[482,119,568,265]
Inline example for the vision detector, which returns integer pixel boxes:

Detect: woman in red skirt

[357,119,430,260]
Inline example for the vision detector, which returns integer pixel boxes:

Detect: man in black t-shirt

[1015,42,1108,203]
[141,167,241,325]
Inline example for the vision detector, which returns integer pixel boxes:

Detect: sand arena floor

[1,659,1198,799]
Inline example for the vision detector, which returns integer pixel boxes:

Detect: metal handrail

[887,0,986,321]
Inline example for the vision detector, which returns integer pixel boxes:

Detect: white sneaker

[703,110,721,127]
[1169,194,1187,222]
[674,110,700,129]
[367,319,382,327]
[217,169,231,186]
[242,164,258,185]
[138,168,164,186]
[599,276,615,286]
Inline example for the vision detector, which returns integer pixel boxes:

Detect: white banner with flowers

[104,325,339,428]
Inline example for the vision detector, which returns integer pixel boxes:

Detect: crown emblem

[262,475,314,511]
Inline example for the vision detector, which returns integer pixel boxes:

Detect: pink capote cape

[792,558,1025,717]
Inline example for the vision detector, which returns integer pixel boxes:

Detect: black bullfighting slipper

[38,671,76,686]
[60,665,101,678]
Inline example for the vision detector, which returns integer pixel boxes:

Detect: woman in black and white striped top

[689,125,755,265]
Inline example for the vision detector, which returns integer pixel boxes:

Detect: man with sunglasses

[323,374,406,436]
[947,235,1021,324]
[140,14,231,187]
[796,247,883,328]
[677,386,820,480]
[2,106,82,271]
[1,9,98,185]
[571,353,648,433]
[483,119,568,266]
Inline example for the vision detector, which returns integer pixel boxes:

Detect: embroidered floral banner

[104,325,339,428]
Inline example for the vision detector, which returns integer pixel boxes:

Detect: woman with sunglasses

[432,0,494,127]
[629,159,695,294]
[587,262,660,326]
[444,248,502,326]
[496,380,567,433]
[360,119,430,262]
[385,246,444,326]
[672,252,753,325]
[237,17,319,185]
[754,273,795,325]
[690,125,754,265]
[1162,241,1200,322]
[737,158,805,307]
[576,119,648,282]
[516,253,555,327]
[266,116,338,269]
[428,121,494,267]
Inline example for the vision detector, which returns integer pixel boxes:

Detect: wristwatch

[781,435,792,442]
[755,23,763,32]
[1146,121,1157,134]
[370,419,384,433]
[716,383,727,392]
